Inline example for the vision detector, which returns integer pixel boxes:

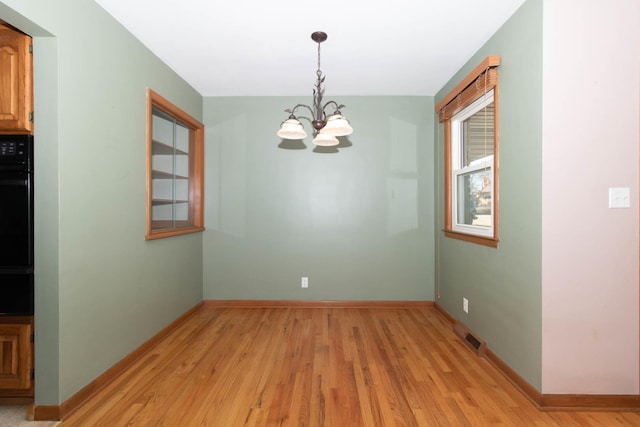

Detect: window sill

[444,230,499,248]
[145,226,205,241]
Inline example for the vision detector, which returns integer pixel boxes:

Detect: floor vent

[453,321,487,357]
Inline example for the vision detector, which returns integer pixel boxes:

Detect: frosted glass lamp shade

[321,114,353,137]
[277,118,307,140]
[313,132,339,146]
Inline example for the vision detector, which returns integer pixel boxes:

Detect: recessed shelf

[152,140,188,156]
[152,170,188,180]
[146,90,204,240]
[151,198,189,205]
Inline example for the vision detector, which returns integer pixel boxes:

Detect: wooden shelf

[152,170,188,180]
[152,140,188,156]
[152,198,188,205]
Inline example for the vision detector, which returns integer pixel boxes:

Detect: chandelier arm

[286,104,315,119]
[322,101,345,115]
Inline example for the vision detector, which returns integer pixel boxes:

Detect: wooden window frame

[146,89,205,240]
[436,56,500,248]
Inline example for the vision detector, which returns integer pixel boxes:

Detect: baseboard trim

[539,394,640,412]
[204,300,434,308]
[28,404,58,421]
[32,302,204,421]
[434,303,640,412]
[483,347,543,406]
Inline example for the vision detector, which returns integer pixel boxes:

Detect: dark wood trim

[443,230,499,248]
[145,225,205,240]
[492,82,500,244]
[434,303,640,411]
[540,394,640,412]
[203,300,435,309]
[434,302,455,324]
[443,118,452,231]
[484,347,543,407]
[32,302,203,421]
[30,404,59,421]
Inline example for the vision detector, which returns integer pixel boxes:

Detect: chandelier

[276,31,353,147]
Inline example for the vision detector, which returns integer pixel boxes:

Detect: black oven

[0,134,33,315]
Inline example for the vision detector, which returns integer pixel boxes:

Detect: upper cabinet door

[0,24,33,134]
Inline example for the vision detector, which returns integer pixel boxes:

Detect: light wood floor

[61,307,640,426]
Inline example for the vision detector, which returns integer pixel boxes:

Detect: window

[437,56,499,247]
[451,90,494,236]
[146,89,204,240]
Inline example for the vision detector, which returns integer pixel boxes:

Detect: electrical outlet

[463,297,469,314]
[301,277,309,288]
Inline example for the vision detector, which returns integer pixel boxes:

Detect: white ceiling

[95,0,526,97]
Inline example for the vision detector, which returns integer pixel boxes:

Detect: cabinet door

[0,323,32,390]
[0,24,33,134]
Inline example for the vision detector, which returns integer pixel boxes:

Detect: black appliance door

[0,273,33,315]
[0,171,32,268]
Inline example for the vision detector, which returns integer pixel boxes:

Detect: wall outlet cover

[608,187,631,208]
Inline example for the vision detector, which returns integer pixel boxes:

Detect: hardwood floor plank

[60,307,640,426]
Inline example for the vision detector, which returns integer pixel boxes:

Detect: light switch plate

[609,187,631,208]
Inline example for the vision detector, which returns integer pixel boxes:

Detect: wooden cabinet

[0,24,33,134]
[0,317,33,399]
[0,24,35,402]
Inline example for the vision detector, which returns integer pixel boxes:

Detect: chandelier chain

[318,40,324,77]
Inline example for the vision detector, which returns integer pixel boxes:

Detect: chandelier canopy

[276,31,353,147]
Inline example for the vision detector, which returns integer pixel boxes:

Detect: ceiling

[95,0,526,97]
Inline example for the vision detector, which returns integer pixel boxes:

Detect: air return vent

[453,321,486,357]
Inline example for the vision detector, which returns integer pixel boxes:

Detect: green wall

[0,0,204,404]
[202,96,435,301]
[434,0,543,389]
